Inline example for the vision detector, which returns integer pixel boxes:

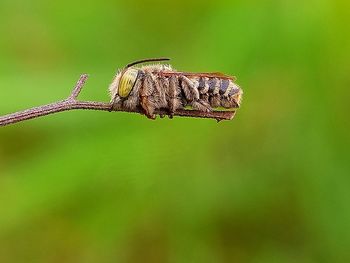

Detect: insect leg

[198,77,210,107]
[180,76,211,112]
[139,73,156,119]
[179,76,199,101]
[167,76,183,118]
[123,79,142,111]
[157,77,169,118]
[209,78,221,108]
[153,75,168,109]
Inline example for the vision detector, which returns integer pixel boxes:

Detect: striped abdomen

[194,77,242,108]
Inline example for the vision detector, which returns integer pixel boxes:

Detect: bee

[109,58,243,119]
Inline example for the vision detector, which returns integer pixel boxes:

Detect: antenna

[126,57,170,68]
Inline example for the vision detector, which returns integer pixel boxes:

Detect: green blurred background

[0,0,349,262]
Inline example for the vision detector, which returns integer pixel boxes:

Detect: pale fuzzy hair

[140,63,173,72]
[108,70,122,102]
[235,86,243,107]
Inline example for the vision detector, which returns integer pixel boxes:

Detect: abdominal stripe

[220,79,230,95]
[196,77,230,96]
[208,78,216,93]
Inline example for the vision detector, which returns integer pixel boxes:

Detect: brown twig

[0,74,235,127]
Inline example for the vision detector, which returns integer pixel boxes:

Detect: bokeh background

[0,0,349,262]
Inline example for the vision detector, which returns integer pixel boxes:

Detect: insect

[109,58,243,119]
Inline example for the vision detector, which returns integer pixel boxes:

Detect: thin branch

[0,75,236,127]
[68,73,89,100]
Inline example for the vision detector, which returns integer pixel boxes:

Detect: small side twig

[0,74,235,127]
[68,74,89,101]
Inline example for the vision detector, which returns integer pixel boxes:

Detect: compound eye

[118,68,139,97]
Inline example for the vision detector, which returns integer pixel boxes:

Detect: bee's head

[109,58,170,102]
[108,67,139,102]
[117,68,139,98]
